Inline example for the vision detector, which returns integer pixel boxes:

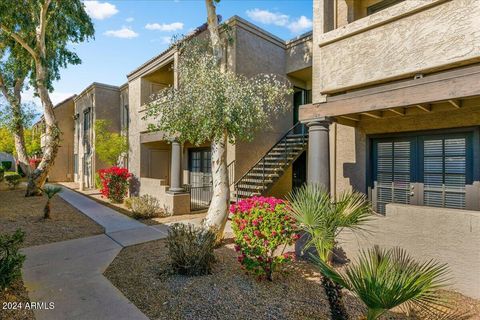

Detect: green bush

[5,173,21,190]
[0,166,4,182]
[1,161,12,171]
[166,223,216,276]
[94,171,102,190]
[0,229,26,290]
[129,195,165,219]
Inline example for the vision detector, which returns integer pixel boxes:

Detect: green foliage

[287,184,372,263]
[166,223,217,276]
[0,166,4,182]
[0,229,26,290]
[1,161,12,170]
[94,172,102,189]
[41,185,62,199]
[0,0,95,92]
[315,246,451,320]
[129,195,165,219]
[94,120,128,166]
[41,185,62,219]
[0,126,15,154]
[25,128,42,157]
[5,173,21,189]
[230,196,298,281]
[145,39,293,146]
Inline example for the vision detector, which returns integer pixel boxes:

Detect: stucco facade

[36,96,76,182]
[301,0,480,298]
[126,16,313,213]
[73,83,121,190]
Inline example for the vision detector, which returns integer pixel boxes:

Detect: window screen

[423,137,467,209]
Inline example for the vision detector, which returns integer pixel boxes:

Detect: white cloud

[104,27,139,39]
[125,17,134,23]
[83,1,118,20]
[246,9,289,26]
[145,22,184,32]
[287,16,312,34]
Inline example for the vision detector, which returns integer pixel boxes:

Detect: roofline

[74,82,119,102]
[286,31,313,47]
[53,94,77,108]
[119,82,128,90]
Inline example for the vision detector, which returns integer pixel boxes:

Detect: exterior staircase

[234,123,308,200]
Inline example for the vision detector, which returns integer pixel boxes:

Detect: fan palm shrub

[287,184,372,320]
[315,246,451,320]
[41,185,62,219]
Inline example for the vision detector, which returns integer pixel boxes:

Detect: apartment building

[300,0,480,297]
[34,95,76,182]
[73,83,121,190]
[127,16,312,214]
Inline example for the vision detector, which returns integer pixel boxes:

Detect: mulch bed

[104,239,480,320]
[0,279,35,320]
[0,189,104,248]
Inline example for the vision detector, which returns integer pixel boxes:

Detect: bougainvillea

[98,167,131,203]
[230,196,299,281]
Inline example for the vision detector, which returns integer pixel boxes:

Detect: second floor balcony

[316,0,480,94]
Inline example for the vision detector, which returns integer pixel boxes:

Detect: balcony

[316,0,480,94]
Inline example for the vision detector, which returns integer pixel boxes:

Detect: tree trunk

[25,63,60,196]
[11,82,31,177]
[203,0,230,238]
[203,131,230,237]
[322,276,349,320]
[43,199,51,219]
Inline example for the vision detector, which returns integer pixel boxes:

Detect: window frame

[368,126,480,212]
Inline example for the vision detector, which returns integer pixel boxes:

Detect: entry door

[372,138,415,214]
[149,150,170,182]
[189,148,212,187]
[292,151,307,190]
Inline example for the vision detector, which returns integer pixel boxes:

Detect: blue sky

[25,0,313,111]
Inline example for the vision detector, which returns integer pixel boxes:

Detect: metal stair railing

[234,122,308,201]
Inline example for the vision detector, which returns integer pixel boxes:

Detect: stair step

[246,172,280,178]
[252,167,283,172]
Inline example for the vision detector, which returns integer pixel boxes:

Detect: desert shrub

[0,166,4,182]
[230,196,298,281]
[5,173,21,190]
[166,223,216,276]
[1,161,12,171]
[129,195,163,219]
[94,172,102,189]
[98,166,131,203]
[41,185,62,219]
[0,229,26,290]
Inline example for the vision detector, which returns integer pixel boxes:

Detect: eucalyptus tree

[145,0,292,237]
[0,37,32,175]
[0,0,94,196]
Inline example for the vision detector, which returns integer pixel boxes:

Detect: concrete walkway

[22,186,170,320]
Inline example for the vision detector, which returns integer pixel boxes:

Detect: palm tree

[41,185,62,219]
[315,246,452,320]
[287,184,372,320]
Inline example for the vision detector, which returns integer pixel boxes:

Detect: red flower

[271,231,277,237]
[234,245,241,252]
[253,230,262,237]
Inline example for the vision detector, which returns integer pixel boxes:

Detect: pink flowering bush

[98,167,131,203]
[230,196,299,281]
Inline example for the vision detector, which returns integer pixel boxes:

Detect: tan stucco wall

[233,24,293,183]
[338,204,480,298]
[315,0,480,94]
[48,98,75,182]
[73,84,120,188]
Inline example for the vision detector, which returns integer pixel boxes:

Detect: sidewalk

[21,186,170,320]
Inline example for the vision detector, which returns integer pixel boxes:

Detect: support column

[168,140,184,194]
[306,118,332,191]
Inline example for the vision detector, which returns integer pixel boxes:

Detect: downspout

[332,122,337,199]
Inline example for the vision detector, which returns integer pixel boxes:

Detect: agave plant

[41,185,62,219]
[315,246,451,320]
[287,184,372,320]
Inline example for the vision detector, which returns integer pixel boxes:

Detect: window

[371,130,477,213]
[83,108,91,154]
[189,148,212,187]
[367,0,405,15]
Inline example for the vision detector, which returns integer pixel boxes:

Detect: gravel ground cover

[0,189,104,247]
[105,239,479,320]
[0,279,35,320]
